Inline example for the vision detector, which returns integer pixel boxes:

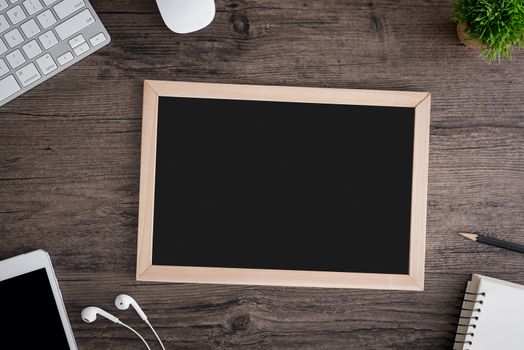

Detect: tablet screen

[0,268,70,348]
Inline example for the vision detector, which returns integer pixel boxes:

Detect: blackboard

[137,81,430,290]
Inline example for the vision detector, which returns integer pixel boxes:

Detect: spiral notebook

[453,274,524,350]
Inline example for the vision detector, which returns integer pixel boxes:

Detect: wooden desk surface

[0,1,522,349]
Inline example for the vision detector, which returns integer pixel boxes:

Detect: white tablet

[0,250,78,349]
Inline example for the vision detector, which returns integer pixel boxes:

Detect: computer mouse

[156,0,216,34]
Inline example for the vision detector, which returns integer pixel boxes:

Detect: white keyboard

[0,0,110,107]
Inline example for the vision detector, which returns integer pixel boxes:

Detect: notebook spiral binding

[453,291,487,350]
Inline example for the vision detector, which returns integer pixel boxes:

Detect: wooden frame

[137,80,431,290]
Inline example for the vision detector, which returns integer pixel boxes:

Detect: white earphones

[81,306,119,324]
[114,294,166,350]
[115,294,148,321]
[81,305,150,349]
[81,295,165,350]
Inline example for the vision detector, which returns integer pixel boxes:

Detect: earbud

[81,295,162,350]
[81,305,151,349]
[115,294,165,350]
[115,294,148,321]
[81,306,119,324]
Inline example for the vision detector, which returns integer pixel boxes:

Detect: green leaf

[453,0,524,62]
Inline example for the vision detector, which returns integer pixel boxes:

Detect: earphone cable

[118,321,152,350]
[146,319,166,350]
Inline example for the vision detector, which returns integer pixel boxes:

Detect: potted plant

[453,0,524,62]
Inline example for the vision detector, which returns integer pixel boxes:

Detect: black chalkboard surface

[137,81,430,290]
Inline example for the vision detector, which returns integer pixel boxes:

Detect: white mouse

[156,0,216,34]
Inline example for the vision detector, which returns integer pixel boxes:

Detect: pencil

[459,232,524,254]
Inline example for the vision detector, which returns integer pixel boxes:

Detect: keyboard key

[0,75,21,102]
[42,0,55,5]
[6,5,27,25]
[6,49,25,68]
[89,32,106,47]
[73,40,87,55]
[55,9,94,40]
[36,53,57,74]
[16,62,41,86]
[23,0,42,15]
[57,50,72,65]
[36,9,56,29]
[9,0,21,3]
[38,30,57,49]
[0,58,8,76]
[68,33,84,48]
[4,28,23,48]
[54,0,85,20]
[0,0,8,11]
[0,15,9,34]
[20,19,41,38]
[0,38,7,54]
[22,39,41,58]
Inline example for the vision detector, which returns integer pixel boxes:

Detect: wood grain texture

[0,0,522,349]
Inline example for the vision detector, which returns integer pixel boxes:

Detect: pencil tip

[459,232,477,241]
